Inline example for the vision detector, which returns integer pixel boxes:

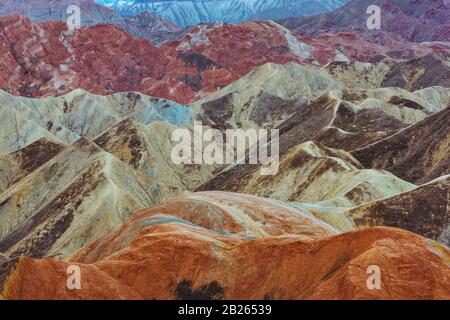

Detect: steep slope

[0,0,118,25]
[351,106,450,184]
[0,253,15,294]
[0,0,182,44]
[193,60,450,131]
[77,192,338,257]
[381,54,450,90]
[120,12,183,44]
[102,0,349,27]
[0,138,179,260]
[0,15,446,103]
[281,0,450,43]
[94,118,217,191]
[199,140,415,208]
[3,223,449,299]
[298,32,449,65]
[0,89,194,154]
[343,175,450,245]
[0,91,80,154]
[325,54,450,91]
[191,62,341,129]
[0,138,65,193]
[0,16,304,102]
[198,84,448,202]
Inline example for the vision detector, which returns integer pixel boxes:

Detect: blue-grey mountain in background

[97,0,349,27]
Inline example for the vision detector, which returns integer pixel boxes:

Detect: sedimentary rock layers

[0,14,448,103]
[2,221,449,299]
[0,2,449,299]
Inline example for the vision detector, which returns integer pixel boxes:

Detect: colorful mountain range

[0,0,449,300]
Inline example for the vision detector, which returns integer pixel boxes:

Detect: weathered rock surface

[199,141,415,208]
[0,0,118,25]
[198,86,449,203]
[0,137,179,260]
[0,0,182,44]
[325,61,391,90]
[0,89,194,154]
[0,138,65,193]
[94,118,216,191]
[0,99,220,260]
[0,253,8,264]
[192,62,341,129]
[119,12,183,44]
[0,14,447,104]
[193,60,449,131]
[76,192,339,259]
[381,54,450,90]
[352,106,450,184]
[0,16,302,103]
[281,0,450,43]
[0,56,447,280]
[325,54,450,91]
[298,32,450,65]
[343,175,450,245]
[2,223,449,299]
[0,254,16,295]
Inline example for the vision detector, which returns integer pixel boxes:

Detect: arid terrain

[0,0,449,300]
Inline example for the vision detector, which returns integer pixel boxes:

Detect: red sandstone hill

[0,15,303,103]
[0,14,447,104]
[0,0,182,44]
[1,205,449,299]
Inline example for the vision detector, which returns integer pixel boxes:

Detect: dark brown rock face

[344,175,450,245]
[381,54,450,90]
[0,253,8,264]
[0,139,65,193]
[197,96,339,193]
[197,90,419,193]
[352,106,450,184]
